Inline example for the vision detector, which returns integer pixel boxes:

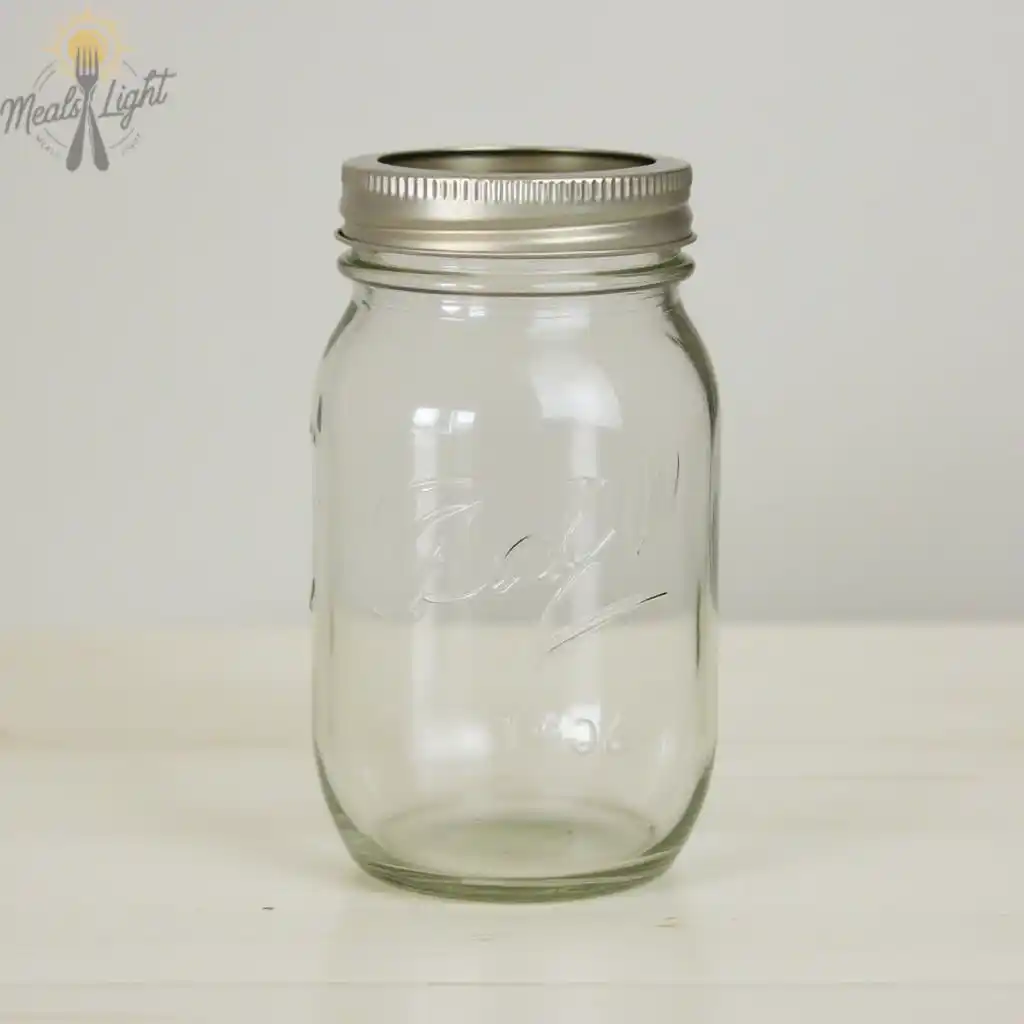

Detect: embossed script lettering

[385,457,682,648]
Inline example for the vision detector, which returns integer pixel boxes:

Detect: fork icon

[66,47,109,172]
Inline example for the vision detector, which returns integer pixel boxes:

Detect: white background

[0,0,1020,626]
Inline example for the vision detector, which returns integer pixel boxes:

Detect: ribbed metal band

[339,147,695,256]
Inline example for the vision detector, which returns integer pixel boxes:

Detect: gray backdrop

[0,0,1020,625]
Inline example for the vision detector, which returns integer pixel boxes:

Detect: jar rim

[378,147,659,174]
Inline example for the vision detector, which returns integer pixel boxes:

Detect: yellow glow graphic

[47,8,125,79]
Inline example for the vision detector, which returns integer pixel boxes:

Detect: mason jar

[312,148,720,901]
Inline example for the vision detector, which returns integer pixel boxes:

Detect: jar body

[312,268,719,899]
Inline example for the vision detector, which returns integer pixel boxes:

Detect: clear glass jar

[312,149,719,900]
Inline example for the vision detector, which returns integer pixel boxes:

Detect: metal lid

[339,147,695,256]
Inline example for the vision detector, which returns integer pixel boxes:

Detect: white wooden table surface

[0,626,1021,1022]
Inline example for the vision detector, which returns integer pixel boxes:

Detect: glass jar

[312,148,719,901]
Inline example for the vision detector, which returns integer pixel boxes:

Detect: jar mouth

[379,147,658,175]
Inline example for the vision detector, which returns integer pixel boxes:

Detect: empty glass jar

[312,148,720,900]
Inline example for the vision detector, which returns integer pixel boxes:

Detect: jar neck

[338,244,694,296]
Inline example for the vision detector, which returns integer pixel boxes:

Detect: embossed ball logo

[0,8,176,170]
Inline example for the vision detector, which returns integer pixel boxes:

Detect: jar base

[317,752,713,902]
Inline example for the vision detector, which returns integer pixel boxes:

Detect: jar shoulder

[665,301,719,428]
[316,293,718,434]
